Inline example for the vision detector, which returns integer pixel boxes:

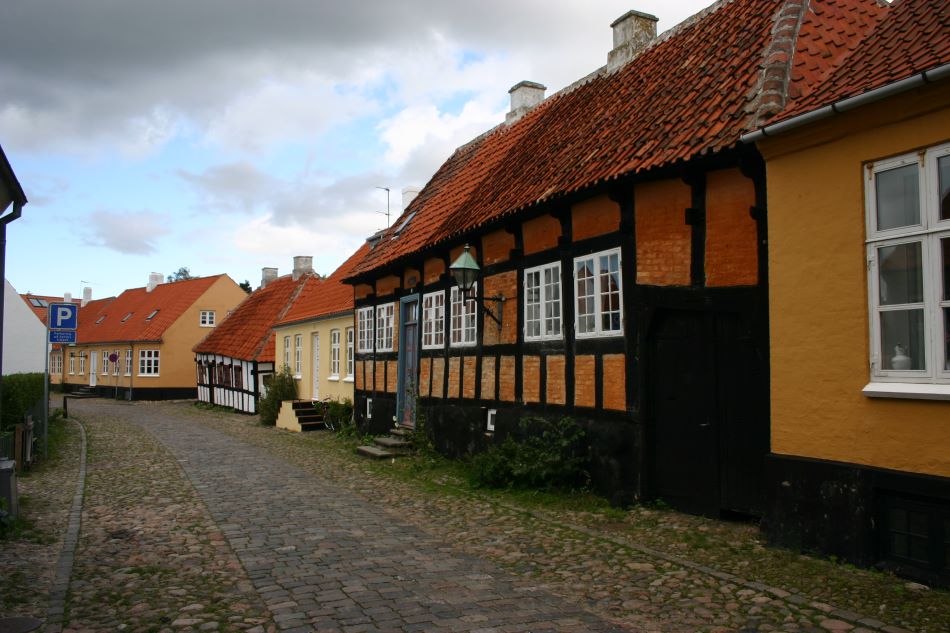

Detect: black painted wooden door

[651,309,767,517]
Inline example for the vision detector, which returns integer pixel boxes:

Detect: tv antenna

[375,186,391,228]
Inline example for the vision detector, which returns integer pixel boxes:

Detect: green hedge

[1,373,45,431]
[258,366,297,426]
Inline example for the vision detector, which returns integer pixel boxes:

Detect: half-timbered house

[345,0,888,511]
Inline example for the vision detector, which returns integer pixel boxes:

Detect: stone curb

[43,418,87,633]
[444,487,915,633]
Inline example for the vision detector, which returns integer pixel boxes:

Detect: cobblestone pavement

[38,399,948,633]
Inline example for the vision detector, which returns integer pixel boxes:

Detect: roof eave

[741,62,950,144]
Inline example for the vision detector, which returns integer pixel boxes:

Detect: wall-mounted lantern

[449,245,505,326]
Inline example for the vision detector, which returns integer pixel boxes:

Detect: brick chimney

[506,80,546,124]
[261,267,278,288]
[292,256,313,281]
[607,10,658,71]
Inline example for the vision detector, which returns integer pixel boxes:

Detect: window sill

[862,382,950,401]
[328,376,340,382]
[137,374,160,378]
[344,376,354,383]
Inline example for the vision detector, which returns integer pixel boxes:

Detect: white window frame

[125,349,132,376]
[345,327,354,381]
[51,353,62,375]
[573,247,623,339]
[422,290,446,349]
[69,353,75,375]
[199,310,216,327]
[138,349,160,376]
[450,284,478,347]
[357,306,374,353]
[283,336,291,370]
[102,352,109,376]
[330,329,341,379]
[865,142,950,398]
[79,351,86,375]
[113,350,120,376]
[524,261,563,341]
[294,334,303,377]
[376,303,395,352]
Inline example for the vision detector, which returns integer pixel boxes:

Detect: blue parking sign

[48,302,78,330]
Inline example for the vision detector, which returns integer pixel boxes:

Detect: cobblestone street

[3,399,947,633]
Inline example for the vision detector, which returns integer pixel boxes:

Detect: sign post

[109,352,119,400]
[46,303,79,459]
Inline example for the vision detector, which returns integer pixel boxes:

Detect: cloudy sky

[1,0,711,299]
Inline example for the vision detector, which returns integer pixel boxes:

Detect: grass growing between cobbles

[180,403,949,633]
[0,413,80,619]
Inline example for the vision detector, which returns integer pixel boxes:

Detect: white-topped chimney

[506,80,547,124]
[63,292,72,303]
[607,10,658,71]
[146,272,163,293]
[292,256,313,281]
[261,267,278,288]
[402,186,421,211]
[82,287,92,307]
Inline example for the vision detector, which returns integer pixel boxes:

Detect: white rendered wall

[3,279,46,374]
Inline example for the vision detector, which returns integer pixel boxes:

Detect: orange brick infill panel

[449,244,477,264]
[431,357,445,398]
[354,284,373,300]
[403,266,421,289]
[705,168,758,287]
[636,178,691,286]
[481,228,515,265]
[572,194,620,242]
[481,356,496,401]
[522,214,561,255]
[366,361,375,393]
[376,274,401,297]
[447,356,461,399]
[392,306,400,353]
[419,357,432,398]
[574,355,595,408]
[386,360,397,394]
[602,354,626,411]
[462,356,477,399]
[483,271,518,345]
[374,360,386,393]
[424,257,445,285]
[522,355,541,403]
[355,360,364,391]
[499,356,516,402]
[546,355,566,405]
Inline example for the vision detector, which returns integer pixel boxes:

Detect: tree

[239,279,253,293]
[166,267,194,283]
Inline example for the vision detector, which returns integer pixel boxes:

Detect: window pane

[943,238,950,301]
[880,309,926,370]
[876,163,919,230]
[944,308,950,372]
[878,242,923,305]
[939,155,950,221]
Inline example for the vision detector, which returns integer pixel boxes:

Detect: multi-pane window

[283,336,291,370]
[233,364,243,390]
[345,328,354,379]
[102,353,109,375]
[113,350,120,375]
[574,248,622,338]
[376,303,395,352]
[69,353,75,375]
[125,349,132,376]
[79,352,86,374]
[422,291,445,349]
[866,143,950,385]
[357,307,374,353]
[524,262,562,340]
[294,334,302,376]
[200,310,216,327]
[330,329,341,378]
[450,285,477,346]
[138,349,160,376]
[50,353,63,374]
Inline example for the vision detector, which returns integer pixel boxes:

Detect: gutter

[741,62,950,144]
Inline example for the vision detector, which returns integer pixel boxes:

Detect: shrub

[325,398,353,431]
[469,416,589,490]
[1,373,45,432]
[258,366,297,426]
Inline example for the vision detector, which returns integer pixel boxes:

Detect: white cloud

[83,210,171,255]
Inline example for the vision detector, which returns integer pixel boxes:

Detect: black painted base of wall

[64,384,197,401]
[356,396,644,506]
[763,453,950,586]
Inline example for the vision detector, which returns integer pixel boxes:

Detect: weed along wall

[351,160,769,511]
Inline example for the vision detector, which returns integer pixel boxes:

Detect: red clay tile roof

[79,276,225,344]
[193,273,311,362]
[346,0,886,280]
[778,0,950,121]
[276,243,370,326]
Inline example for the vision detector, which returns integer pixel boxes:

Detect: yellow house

[744,0,950,584]
[272,244,368,430]
[62,273,246,400]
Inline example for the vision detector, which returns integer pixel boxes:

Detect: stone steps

[356,425,415,460]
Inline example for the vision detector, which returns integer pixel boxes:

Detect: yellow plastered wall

[760,82,950,477]
[272,312,355,403]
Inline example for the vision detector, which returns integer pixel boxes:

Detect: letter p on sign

[48,303,78,330]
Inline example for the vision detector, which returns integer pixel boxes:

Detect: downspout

[741,63,950,143]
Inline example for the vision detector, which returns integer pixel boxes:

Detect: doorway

[649,309,767,516]
[89,351,98,387]
[397,296,420,428]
